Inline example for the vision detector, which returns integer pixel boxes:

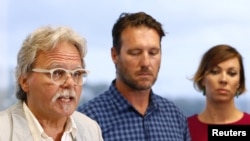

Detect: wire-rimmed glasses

[32,68,89,85]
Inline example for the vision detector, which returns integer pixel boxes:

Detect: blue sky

[1,0,250,102]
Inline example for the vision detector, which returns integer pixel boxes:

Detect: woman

[188,44,250,141]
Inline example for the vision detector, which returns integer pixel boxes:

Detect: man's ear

[19,75,29,93]
[111,47,118,64]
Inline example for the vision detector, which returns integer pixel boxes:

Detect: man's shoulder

[0,107,11,121]
[73,111,102,128]
[72,111,103,140]
[152,94,178,107]
[152,94,186,116]
[0,102,23,117]
[81,91,112,105]
[77,92,112,113]
[0,102,26,139]
[73,111,98,123]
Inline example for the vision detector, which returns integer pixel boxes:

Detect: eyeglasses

[32,68,89,86]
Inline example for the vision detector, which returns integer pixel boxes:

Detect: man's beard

[117,64,158,90]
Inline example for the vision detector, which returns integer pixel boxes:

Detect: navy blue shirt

[78,80,191,141]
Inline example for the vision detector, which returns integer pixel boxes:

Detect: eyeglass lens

[51,69,87,85]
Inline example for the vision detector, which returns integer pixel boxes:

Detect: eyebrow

[213,65,240,70]
[47,63,83,69]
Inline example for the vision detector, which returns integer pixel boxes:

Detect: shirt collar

[109,79,158,115]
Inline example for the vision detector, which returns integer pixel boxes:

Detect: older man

[0,26,103,141]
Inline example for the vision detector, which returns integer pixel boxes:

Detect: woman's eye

[228,71,237,77]
[210,69,219,74]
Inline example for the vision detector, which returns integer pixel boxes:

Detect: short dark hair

[112,12,165,54]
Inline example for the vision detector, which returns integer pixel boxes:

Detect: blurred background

[1,0,250,116]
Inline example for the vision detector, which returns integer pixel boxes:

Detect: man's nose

[62,73,76,86]
[140,53,150,66]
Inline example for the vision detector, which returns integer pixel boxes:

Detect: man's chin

[59,104,76,115]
